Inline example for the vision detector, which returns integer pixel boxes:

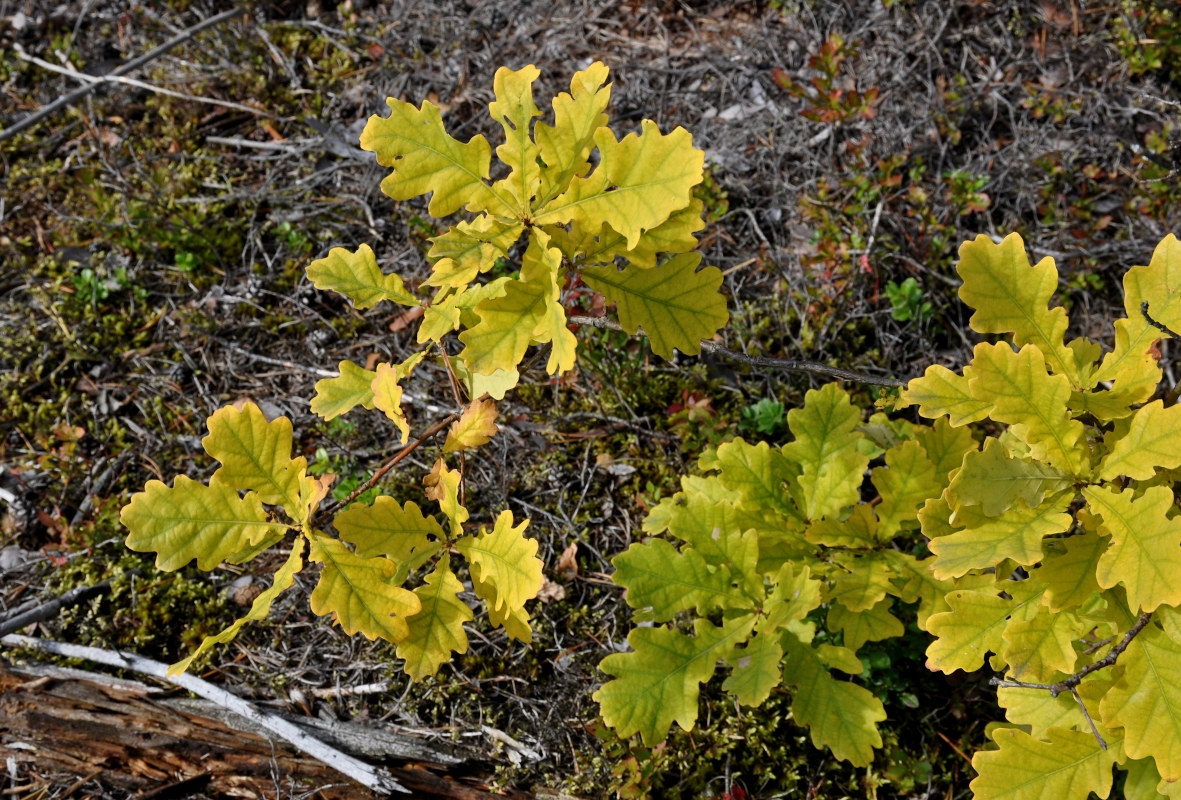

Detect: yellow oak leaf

[307,533,421,642]
[443,397,499,453]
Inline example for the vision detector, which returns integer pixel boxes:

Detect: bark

[0,661,553,799]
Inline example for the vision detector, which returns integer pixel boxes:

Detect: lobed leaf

[1093,234,1181,398]
[1097,399,1181,481]
[534,61,611,205]
[360,96,502,217]
[782,383,869,521]
[311,360,377,421]
[1000,602,1081,682]
[581,252,727,360]
[612,537,737,622]
[901,363,992,427]
[308,533,421,642]
[535,120,703,250]
[481,579,534,643]
[443,397,499,454]
[925,582,1042,673]
[306,244,417,309]
[969,727,1118,800]
[721,631,783,707]
[806,503,878,548]
[334,496,443,583]
[122,476,287,571]
[997,683,1089,739]
[595,618,752,746]
[1100,624,1181,780]
[1031,528,1105,613]
[709,438,799,519]
[955,233,1079,385]
[827,598,903,652]
[929,493,1073,580]
[783,636,886,766]
[871,439,939,541]
[947,438,1071,518]
[827,552,894,612]
[371,362,410,444]
[520,228,577,374]
[455,510,543,615]
[423,458,469,538]
[458,272,548,374]
[203,401,307,517]
[967,342,1089,475]
[396,556,473,681]
[487,65,542,215]
[423,216,522,289]
[1083,484,1181,612]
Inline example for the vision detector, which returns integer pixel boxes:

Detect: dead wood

[0,661,550,799]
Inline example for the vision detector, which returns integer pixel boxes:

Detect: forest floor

[2,0,1180,798]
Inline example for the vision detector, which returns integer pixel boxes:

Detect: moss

[45,544,236,665]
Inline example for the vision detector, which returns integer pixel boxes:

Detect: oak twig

[314,412,459,523]
[567,315,907,388]
[990,611,1153,749]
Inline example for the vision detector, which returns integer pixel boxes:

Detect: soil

[1,0,1179,797]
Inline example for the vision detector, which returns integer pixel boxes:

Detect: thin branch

[1068,686,1106,750]
[567,315,907,388]
[314,412,459,523]
[0,581,112,637]
[0,634,407,793]
[12,45,283,121]
[0,7,246,143]
[991,611,1153,748]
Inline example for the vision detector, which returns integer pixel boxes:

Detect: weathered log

[0,661,550,799]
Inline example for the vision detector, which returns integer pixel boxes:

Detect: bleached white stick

[0,634,406,794]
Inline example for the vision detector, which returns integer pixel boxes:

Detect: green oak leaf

[955,233,1079,385]
[310,360,377,421]
[122,475,287,571]
[203,401,308,518]
[535,120,703,249]
[782,382,869,520]
[595,617,752,746]
[334,496,444,584]
[308,533,421,642]
[901,363,992,426]
[1083,484,1181,612]
[783,635,887,766]
[360,95,504,217]
[397,556,473,681]
[612,537,735,622]
[455,510,543,615]
[969,727,1118,800]
[1097,399,1181,481]
[581,252,727,360]
[305,243,417,308]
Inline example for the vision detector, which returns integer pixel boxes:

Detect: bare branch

[567,315,906,388]
[1,7,247,143]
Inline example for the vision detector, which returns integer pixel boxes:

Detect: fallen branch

[12,44,283,121]
[567,315,907,388]
[0,580,112,637]
[0,634,407,794]
[0,7,246,143]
